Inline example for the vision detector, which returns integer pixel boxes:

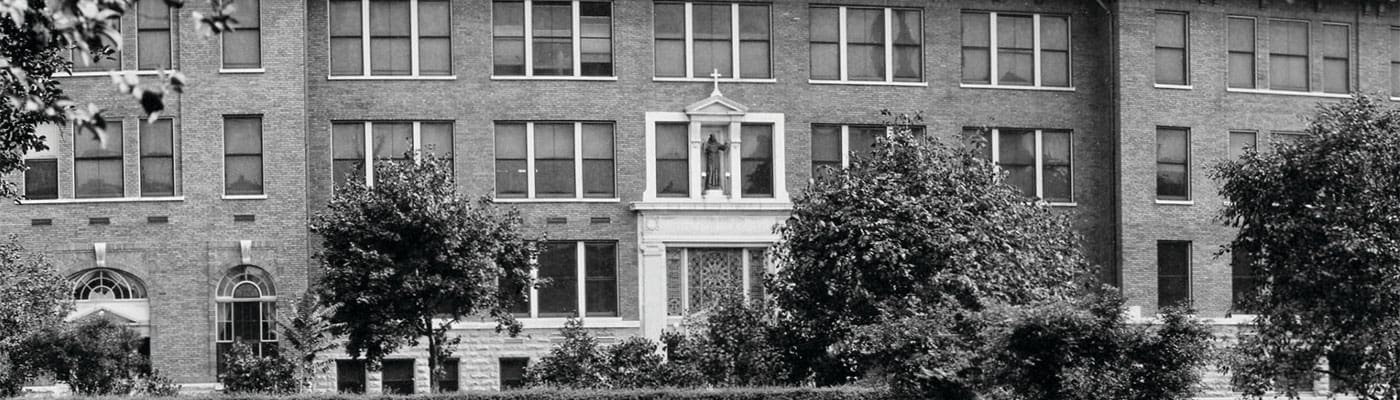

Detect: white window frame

[652,2,774,83]
[982,128,1075,206]
[327,0,457,80]
[959,11,1075,91]
[134,1,174,72]
[665,246,770,325]
[137,118,178,198]
[219,0,265,74]
[491,0,617,81]
[1225,17,1348,99]
[642,112,787,202]
[518,241,621,323]
[1153,10,1191,89]
[60,14,173,77]
[335,121,452,187]
[491,121,615,202]
[221,116,267,200]
[808,6,925,87]
[1319,22,1350,95]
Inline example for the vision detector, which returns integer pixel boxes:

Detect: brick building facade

[0,0,1388,394]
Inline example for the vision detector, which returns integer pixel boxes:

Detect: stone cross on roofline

[710,68,723,97]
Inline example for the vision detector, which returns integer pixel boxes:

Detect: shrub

[525,318,607,388]
[602,337,665,388]
[220,342,299,394]
[165,386,892,400]
[671,294,789,387]
[28,318,158,396]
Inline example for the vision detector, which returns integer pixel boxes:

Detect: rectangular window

[382,359,414,395]
[137,0,171,70]
[139,119,175,197]
[222,0,261,69]
[1154,11,1188,86]
[524,241,617,319]
[655,123,689,197]
[1227,17,1255,89]
[810,6,922,83]
[499,358,528,390]
[336,360,367,394]
[332,121,454,188]
[974,127,1073,203]
[654,2,771,80]
[1228,131,1256,160]
[961,11,1070,88]
[74,121,124,198]
[329,0,452,76]
[71,20,121,72]
[493,122,614,199]
[1321,23,1349,94]
[224,116,264,196]
[1156,127,1189,200]
[1231,244,1257,313]
[492,0,612,77]
[740,124,773,198]
[1269,20,1309,91]
[23,124,61,200]
[810,124,928,179]
[1157,241,1191,310]
[1392,28,1400,96]
[439,358,459,392]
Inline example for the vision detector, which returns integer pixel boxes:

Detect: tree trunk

[424,316,439,394]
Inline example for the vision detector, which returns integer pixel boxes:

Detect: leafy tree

[24,318,176,396]
[218,342,298,394]
[771,111,1094,384]
[276,293,340,391]
[1213,96,1400,400]
[0,0,238,198]
[311,153,535,392]
[0,234,68,396]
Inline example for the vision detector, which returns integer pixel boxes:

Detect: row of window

[1153,127,1302,202]
[22,117,264,200]
[1156,241,1258,314]
[1157,12,1353,94]
[69,0,261,71]
[334,357,534,393]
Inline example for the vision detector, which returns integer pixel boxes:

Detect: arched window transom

[216,265,278,374]
[70,269,147,300]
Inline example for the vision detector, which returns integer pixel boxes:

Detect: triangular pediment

[684,95,748,117]
[69,307,139,325]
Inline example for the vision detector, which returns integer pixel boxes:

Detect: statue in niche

[702,133,729,190]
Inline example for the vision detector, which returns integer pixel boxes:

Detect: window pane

[382,359,414,395]
[810,7,838,42]
[369,0,411,36]
[740,42,769,79]
[963,48,990,83]
[655,3,684,39]
[846,9,884,81]
[1229,131,1256,160]
[225,118,262,154]
[493,1,524,36]
[138,31,171,70]
[998,52,1033,85]
[24,159,58,200]
[330,38,364,75]
[1231,246,1255,312]
[580,2,610,37]
[741,124,773,197]
[739,5,769,40]
[1155,48,1186,85]
[847,44,884,81]
[962,12,989,46]
[998,130,1035,197]
[582,124,613,197]
[656,123,688,197]
[1042,131,1071,202]
[371,122,413,160]
[1270,54,1307,91]
[1229,53,1254,89]
[693,3,730,40]
[140,156,173,196]
[499,358,528,390]
[336,360,367,394]
[1156,128,1187,164]
[332,123,366,188]
[1041,51,1069,87]
[998,15,1034,49]
[533,2,572,37]
[370,38,412,75]
[1271,20,1308,55]
[656,39,685,77]
[1228,18,1254,51]
[811,43,839,80]
[584,242,617,317]
[694,40,732,78]
[810,125,840,164]
[225,155,264,195]
[535,123,575,197]
[581,124,612,159]
[76,122,123,157]
[580,2,611,76]
[1039,15,1068,51]
[418,0,450,36]
[494,38,525,75]
[420,122,453,158]
[1324,58,1347,94]
[1156,163,1187,199]
[1155,12,1185,49]
[1157,242,1191,309]
[140,120,173,156]
[533,38,573,76]
[848,126,881,161]
[76,159,123,198]
[538,242,578,317]
[72,19,121,72]
[330,0,362,35]
[223,30,262,69]
[420,38,451,75]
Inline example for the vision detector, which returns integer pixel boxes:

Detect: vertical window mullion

[989,13,999,86]
[883,8,893,83]
[684,2,694,78]
[412,122,422,162]
[1034,130,1044,199]
[409,0,420,75]
[360,0,371,76]
[740,248,751,302]
[524,0,534,77]
[529,261,539,318]
[838,7,848,81]
[571,1,582,77]
[575,242,586,319]
[364,121,375,184]
[840,125,850,168]
[990,129,1000,164]
[525,123,536,198]
[730,3,741,79]
[573,122,583,199]
[1032,14,1042,87]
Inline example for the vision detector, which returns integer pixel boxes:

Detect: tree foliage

[311,153,535,392]
[770,111,1094,384]
[0,0,240,198]
[219,341,299,394]
[1213,96,1400,400]
[20,318,178,396]
[0,234,68,396]
[276,293,340,391]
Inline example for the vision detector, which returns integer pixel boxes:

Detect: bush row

[121,387,892,400]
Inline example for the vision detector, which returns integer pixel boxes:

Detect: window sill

[220,68,266,74]
[59,70,169,78]
[328,75,457,81]
[1226,88,1351,99]
[453,317,638,330]
[959,83,1076,92]
[654,77,777,84]
[1048,202,1077,207]
[222,194,268,200]
[493,198,620,204]
[491,75,618,81]
[1154,83,1193,90]
[1155,199,1194,206]
[16,196,185,205]
[809,79,927,87]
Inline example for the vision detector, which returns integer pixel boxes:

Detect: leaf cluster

[219,341,300,395]
[0,234,69,396]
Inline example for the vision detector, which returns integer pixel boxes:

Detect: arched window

[70,269,148,300]
[216,265,277,373]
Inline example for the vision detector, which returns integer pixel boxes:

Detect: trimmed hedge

[64,386,894,400]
